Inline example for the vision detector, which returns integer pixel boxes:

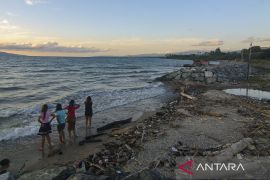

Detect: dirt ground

[123,87,270,179]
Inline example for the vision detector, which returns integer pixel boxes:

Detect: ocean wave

[0,86,26,91]
[0,121,39,141]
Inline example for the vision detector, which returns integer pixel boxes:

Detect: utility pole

[247,43,252,80]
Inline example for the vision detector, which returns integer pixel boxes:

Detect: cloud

[24,0,47,5]
[0,19,17,31]
[0,42,108,53]
[6,12,18,17]
[242,37,270,43]
[192,40,224,46]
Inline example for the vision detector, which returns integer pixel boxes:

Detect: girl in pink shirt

[37,104,53,151]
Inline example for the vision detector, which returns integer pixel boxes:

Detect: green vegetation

[165,46,270,62]
[250,59,270,71]
[247,76,270,87]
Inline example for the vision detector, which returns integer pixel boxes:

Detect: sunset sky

[0,0,270,56]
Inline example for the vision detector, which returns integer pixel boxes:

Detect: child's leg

[85,116,89,127]
[46,135,52,149]
[74,126,77,137]
[89,116,92,128]
[40,136,45,150]
[72,130,76,139]
[62,131,66,144]
[68,129,72,140]
[58,132,62,143]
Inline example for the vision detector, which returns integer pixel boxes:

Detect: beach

[5,60,268,179]
[0,57,188,176]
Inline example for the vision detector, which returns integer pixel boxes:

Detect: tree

[215,48,222,54]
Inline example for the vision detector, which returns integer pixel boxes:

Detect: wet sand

[1,99,166,176]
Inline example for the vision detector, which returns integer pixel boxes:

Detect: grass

[247,76,270,87]
[250,59,270,71]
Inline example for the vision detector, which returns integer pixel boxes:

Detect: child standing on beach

[52,104,66,144]
[37,104,53,151]
[84,96,93,128]
[65,100,80,141]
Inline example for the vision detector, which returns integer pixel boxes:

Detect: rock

[248,144,256,151]
[0,172,15,180]
[157,63,248,84]
[67,173,109,180]
[176,108,192,116]
[236,153,243,160]
[123,169,171,180]
[255,138,268,144]
[18,167,66,180]
[206,77,216,84]
[169,122,180,128]
[204,71,213,78]
[53,166,76,180]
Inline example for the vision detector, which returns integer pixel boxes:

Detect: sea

[0,56,192,141]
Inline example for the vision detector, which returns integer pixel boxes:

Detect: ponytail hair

[41,104,48,119]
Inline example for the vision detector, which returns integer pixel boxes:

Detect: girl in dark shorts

[37,104,53,151]
[84,96,93,128]
[65,100,80,141]
[51,104,66,144]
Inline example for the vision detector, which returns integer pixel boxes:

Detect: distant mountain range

[0,51,26,60]
[0,50,243,59]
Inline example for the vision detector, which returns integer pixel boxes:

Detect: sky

[0,0,270,56]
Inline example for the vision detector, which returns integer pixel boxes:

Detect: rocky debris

[67,173,110,180]
[157,64,248,84]
[0,171,15,180]
[57,101,177,179]
[72,101,179,178]
[18,167,66,180]
[53,166,76,180]
[169,141,228,157]
[149,156,176,169]
[244,118,270,156]
[122,169,173,180]
[212,138,254,162]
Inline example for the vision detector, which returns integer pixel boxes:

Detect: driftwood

[97,118,132,132]
[85,132,106,140]
[212,138,253,162]
[180,92,197,100]
[85,160,105,172]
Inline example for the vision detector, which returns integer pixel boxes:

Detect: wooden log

[97,118,132,132]
[85,132,106,140]
[212,138,253,162]
[180,92,197,100]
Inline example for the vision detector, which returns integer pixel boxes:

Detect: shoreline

[1,89,177,176]
[4,61,270,179]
